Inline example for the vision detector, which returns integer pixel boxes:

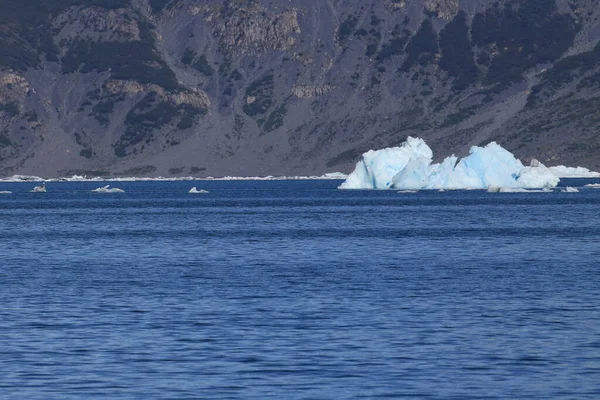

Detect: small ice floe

[189,187,209,194]
[0,190,12,194]
[488,186,524,193]
[488,186,525,193]
[31,182,46,192]
[397,190,418,194]
[91,185,125,193]
[584,183,600,188]
[561,186,579,193]
[487,186,552,193]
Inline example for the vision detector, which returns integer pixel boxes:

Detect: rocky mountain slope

[1,0,599,177]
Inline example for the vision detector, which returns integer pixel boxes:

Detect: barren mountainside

[1,0,600,177]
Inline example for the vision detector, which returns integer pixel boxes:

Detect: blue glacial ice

[338,137,560,190]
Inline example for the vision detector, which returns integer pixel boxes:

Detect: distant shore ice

[0,172,348,183]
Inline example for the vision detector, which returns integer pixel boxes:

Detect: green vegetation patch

[438,11,477,91]
[366,44,378,57]
[528,42,600,106]
[263,102,287,133]
[176,116,193,130]
[578,71,600,90]
[176,105,205,130]
[114,92,178,156]
[0,0,70,70]
[62,38,179,90]
[79,148,93,158]
[471,0,579,91]
[0,101,20,116]
[86,0,131,8]
[399,19,438,72]
[0,0,131,71]
[375,35,409,64]
[338,16,358,44]
[0,133,13,147]
[148,0,172,13]
[114,92,205,156]
[181,48,195,65]
[439,106,478,128]
[230,69,243,81]
[191,55,214,77]
[116,165,157,175]
[90,95,124,126]
[182,49,214,77]
[243,73,275,118]
[23,111,38,122]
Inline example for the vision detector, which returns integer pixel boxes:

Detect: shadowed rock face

[0,0,599,178]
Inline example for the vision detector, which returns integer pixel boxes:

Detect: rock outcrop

[210,4,301,54]
[291,85,334,99]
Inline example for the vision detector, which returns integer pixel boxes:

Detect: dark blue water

[1,179,600,399]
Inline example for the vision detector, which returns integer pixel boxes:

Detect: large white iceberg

[339,137,560,190]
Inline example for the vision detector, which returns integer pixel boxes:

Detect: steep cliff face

[1,0,599,177]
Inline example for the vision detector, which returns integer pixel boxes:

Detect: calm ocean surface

[1,179,599,399]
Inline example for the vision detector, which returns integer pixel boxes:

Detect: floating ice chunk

[31,183,46,192]
[91,185,109,192]
[189,187,209,194]
[549,166,600,178]
[487,187,532,193]
[340,138,560,190]
[585,183,600,188]
[92,185,124,193]
[488,187,552,193]
[562,186,579,193]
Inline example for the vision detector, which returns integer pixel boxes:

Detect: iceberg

[189,187,209,194]
[487,186,552,193]
[562,186,579,193]
[31,183,46,192]
[339,137,560,190]
[92,185,125,193]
